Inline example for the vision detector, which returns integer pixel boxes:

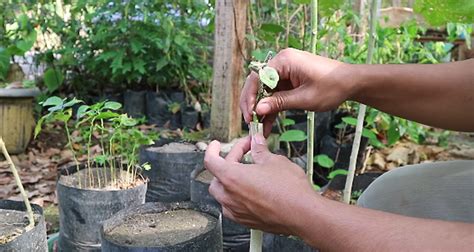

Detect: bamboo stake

[343,0,379,204]
[306,0,318,185]
[249,121,264,252]
[0,138,35,230]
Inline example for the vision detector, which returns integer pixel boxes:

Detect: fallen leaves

[365,132,474,172]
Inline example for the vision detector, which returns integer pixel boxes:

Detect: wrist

[289,191,327,242]
[346,64,370,103]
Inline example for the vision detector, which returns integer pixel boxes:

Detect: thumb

[250,133,271,164]
[255,87,307,116]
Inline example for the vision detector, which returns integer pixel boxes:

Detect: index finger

[240,72,259,123]
[204,140,227,180]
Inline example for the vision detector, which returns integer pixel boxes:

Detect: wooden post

[210,0,248,142]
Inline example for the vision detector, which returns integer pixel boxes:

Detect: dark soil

[0,209,39,244]
[195,169,214,184]
[59,167,145,190]
[104,209,216,247]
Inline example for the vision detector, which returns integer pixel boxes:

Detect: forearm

[294,194,474,251]
[350,59,474,132]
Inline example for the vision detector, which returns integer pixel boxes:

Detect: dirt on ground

[103,209,215,247]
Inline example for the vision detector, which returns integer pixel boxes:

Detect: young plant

[248,51,279,252]
[35,97,156,189]
[278,118,307,158]
[0,138,35,233]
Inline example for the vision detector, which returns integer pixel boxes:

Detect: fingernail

[252,133,265,145]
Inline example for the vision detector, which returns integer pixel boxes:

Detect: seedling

[248,51,278,252]
[35,97,156,189]
[0,138,35,241]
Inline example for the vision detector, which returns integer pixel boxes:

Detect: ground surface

[0,124,473,234]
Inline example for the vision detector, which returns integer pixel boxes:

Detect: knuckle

[279,48,292,58]
[273,93,286,111]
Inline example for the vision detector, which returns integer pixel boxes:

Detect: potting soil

[104,209,216,247]
[0,209,38,244]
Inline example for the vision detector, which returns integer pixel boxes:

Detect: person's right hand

[240,48,357,136]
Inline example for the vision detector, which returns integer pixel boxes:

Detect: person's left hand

[204,134,318,235]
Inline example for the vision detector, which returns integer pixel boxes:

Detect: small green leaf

[281,118,295,127]
[63,98,82,108]
[94,155,107,165]
[168,102,181,114]
[341,116,357,126]
[155,57,168,71]
[294,0,311,4]
[103,101,122,110]
[96,111,120,119]
[261,23,285,34]
[42,96,63,107]
[314,154,335,168]
[328,169,348,179]
[387,123,400,146]
[142,163,151,171]
[0,49,10,80]
[76,105,90,119]
[362,128,377,140]
[43,68,64,93]
[279,130,307,142]
[259,66,279,89]
[16,30,37,54]
[34,116,45,138]
[53,110,71,122]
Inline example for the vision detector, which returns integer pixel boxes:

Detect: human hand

[240,48,356,136]
[204,134,318,235]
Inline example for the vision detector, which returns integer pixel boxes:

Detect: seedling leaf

[281,118,295,127]
[279,130,307,142]
[258,67,279,89]
[42,96,63,107]
[104,101,122,110]
[76,105,90,119]
[63,98,82,108]
[328,169,348,179]
[314,154,335,168]
[341,116,357,126]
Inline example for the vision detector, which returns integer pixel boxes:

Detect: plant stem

[64,122,81,188]
[343,0,379,204]
[306,0,318,185]
[249,121,264,252]
[0,138,35,230]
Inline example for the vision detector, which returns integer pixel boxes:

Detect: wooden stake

[343,0,380,204]
[306,0,318,186]
[0,137,35,230]
[210,0,248,142]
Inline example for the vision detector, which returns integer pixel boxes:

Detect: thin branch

[306,0,318,185]
[0,138,35,230]
[343,0,379,204]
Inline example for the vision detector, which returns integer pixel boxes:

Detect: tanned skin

[204,48,474,251]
